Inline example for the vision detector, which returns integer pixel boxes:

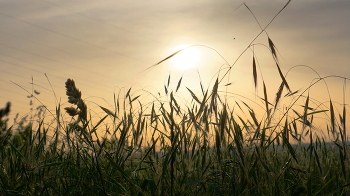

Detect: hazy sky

[1,0,349,121]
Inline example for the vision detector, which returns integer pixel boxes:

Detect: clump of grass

[1,1,350,195]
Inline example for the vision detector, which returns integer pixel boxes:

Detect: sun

[171,45,200,70]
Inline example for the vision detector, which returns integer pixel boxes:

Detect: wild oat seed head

[64,107,78,117]
[65,79,81,105]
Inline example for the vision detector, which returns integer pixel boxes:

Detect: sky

[1,0,350,128]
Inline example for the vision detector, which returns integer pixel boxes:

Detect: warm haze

[0,0,349,127]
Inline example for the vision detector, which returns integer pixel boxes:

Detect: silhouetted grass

[1,1,350,195]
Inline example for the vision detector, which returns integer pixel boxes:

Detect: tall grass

[1,1,350,195]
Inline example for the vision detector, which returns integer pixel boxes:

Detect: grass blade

[330,99,335,132]
[253,56,258,89]
[176,77,182,92]
[274,82,284,110]
[100,106,117,119]
[268,37,277,61]
[275,62,291,92]
[263,81,269,118]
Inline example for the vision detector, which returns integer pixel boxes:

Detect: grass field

[1,1,350,195]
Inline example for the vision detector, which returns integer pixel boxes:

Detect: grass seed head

[65,78,81,105]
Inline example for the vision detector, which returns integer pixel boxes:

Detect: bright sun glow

[171,45,200,70]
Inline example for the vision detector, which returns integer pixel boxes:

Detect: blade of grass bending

[285,90,299,97]
[55,103,61,127]
[167,74,171,87]
[285,140,298,163]
[143,49,185,72]
[35,119,47,158]
[282,118,289,146]
[100,106,117,119]
[263,82,269,119]
[136,138,159,170]
[268,37,278,61]
[306,110,328,115]
[342,104,346,149]
[252,121,261,142]
[195,90,208,119]
[275,62,291,92]
[125,88,131,98]
[274,82,284,110]
[259,96,273,106]
[155,49,184,65]
[176,77,182,92]
[244,3,262,30]
[248,109,259,127]
[150,103,156,124]
[90,115,108,134]
[131,95,141,103]
[210,79,219,114]
[170,92,180,114]
[116,124,131,161]
[253,56,257,89]
[219,106,228,136]
[200,80,205,95]
[186,87,201,104]
[164,85,168,95]
[260,127,267,148]
[303,95,310,129]
[330,99,335,132]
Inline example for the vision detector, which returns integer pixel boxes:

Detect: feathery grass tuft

[64,78,87,122]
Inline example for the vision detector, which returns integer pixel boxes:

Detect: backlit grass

[1,1,350,195]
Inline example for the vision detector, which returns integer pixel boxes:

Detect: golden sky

[1,0,349,124]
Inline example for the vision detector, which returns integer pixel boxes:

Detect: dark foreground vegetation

[1,1,350,195]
